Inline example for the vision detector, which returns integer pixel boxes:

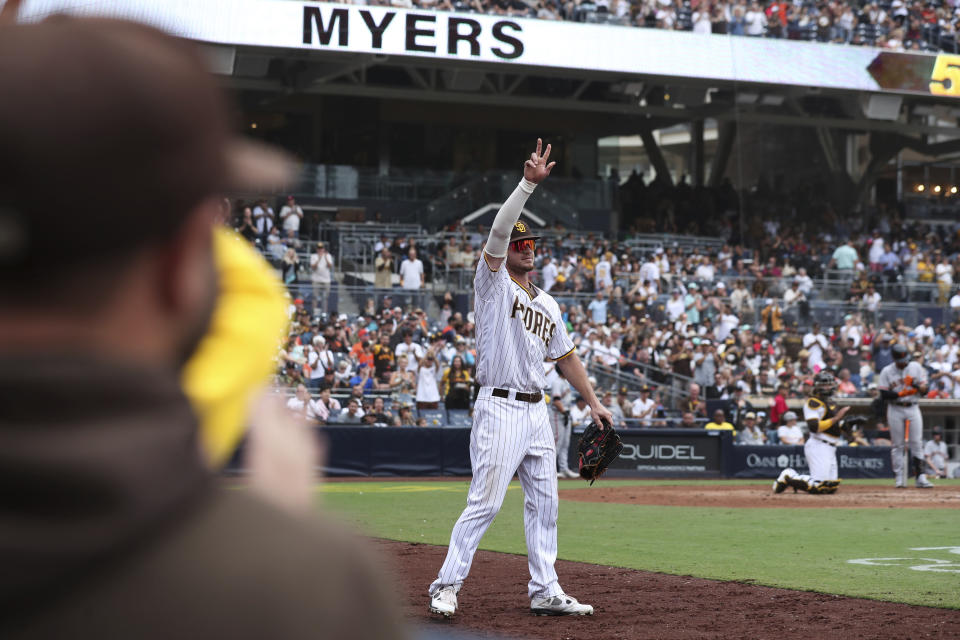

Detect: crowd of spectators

[231,194,960,451]
[340,0,960,52]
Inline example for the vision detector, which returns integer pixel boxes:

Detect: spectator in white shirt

[286,384,311,417]
[694,257,715,282]
[310,242,334,314]
[639,256,660,286]
[803,323,828,370]
[631,386,656,426]
[400,248,424,290]
[569,396,593,427]
[744,3,767,35]
[666,288,686,322]
[415,350,442,410]
[795,268,814,296]
[252,198,275,237]
[395,330,425,372]
[950,289,960,314]
[593,333,620,367]
[861,283,881,313]
[542,255,559,292]
[924,427,948,478]
[777,411,805,444]
[914,317,935,341]
[399,247,425,309]
[595,253,614,290]
[279,195,304,234]
[716,306,740,342]
[782,279,806,310]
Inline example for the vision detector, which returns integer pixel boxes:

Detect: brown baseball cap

[509,221,541,242]
[0,17,295,276]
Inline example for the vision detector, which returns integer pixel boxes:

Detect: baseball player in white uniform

[429,139,613,618]
[773,372,844,495]
[878,344,934,488]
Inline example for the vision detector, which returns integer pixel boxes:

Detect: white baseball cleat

[429,586,457,618]
[773,468,795,494]
[531,594,594,616]
[564,469,580,479]
[916,474,935,489]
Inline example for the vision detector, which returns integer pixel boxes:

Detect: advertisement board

[17,0,956,97]
[729,445,893,479]
[570,428,725,478]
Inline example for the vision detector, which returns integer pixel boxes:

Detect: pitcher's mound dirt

[380,540,960,640]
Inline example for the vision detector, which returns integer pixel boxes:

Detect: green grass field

[318,478,960,608]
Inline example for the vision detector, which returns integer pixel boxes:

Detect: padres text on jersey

[474,256,574,392]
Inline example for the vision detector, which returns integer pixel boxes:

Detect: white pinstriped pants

[430,394,562,600]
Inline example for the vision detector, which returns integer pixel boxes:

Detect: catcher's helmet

[812,372,837,398]
[892,343,909,364]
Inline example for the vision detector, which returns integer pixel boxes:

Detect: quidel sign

[571,429,724,477]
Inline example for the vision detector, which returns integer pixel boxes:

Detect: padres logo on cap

[515,222,527,233]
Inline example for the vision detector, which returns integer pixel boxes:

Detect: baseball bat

[902,418,910,486]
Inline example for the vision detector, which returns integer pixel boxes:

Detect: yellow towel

[182,227,289,467]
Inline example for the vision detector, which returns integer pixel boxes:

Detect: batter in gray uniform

[877,344,934,488]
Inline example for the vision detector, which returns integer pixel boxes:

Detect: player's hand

[590,404,614,430]
[523,138,556,184]
[904,375,913,388]
[834,406,850,421]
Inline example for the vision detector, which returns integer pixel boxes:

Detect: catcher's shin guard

[808,481,839,494]
[785,475,811,493]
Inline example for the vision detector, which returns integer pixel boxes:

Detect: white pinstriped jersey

[474,255,575,392]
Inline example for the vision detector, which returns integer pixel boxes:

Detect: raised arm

[483,138,556,271]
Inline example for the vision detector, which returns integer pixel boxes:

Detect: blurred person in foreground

[0,15,404,639]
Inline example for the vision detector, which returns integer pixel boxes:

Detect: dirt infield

[560,482,960,509]
[381,539,960,639]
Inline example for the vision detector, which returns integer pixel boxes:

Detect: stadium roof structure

[19,0,960,194]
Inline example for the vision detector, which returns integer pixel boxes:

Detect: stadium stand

[384,0,960,52]
[244,190,960,464]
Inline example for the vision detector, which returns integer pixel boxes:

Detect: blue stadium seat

[446,410,473,428]
[418,408,447,427]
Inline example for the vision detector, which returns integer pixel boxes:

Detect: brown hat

[510,221,541,242]
[0,17,294,277]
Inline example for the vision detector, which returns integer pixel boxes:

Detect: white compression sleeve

[484,178,537,258]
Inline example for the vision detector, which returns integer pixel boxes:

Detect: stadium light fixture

[934,185,942,193]
[951,186,958,195]
[916,184,925,192]
[250,122,258,129]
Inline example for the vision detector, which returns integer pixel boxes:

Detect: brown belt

[492,388,542,403]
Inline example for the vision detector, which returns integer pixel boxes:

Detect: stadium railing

[421,171,586,230]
